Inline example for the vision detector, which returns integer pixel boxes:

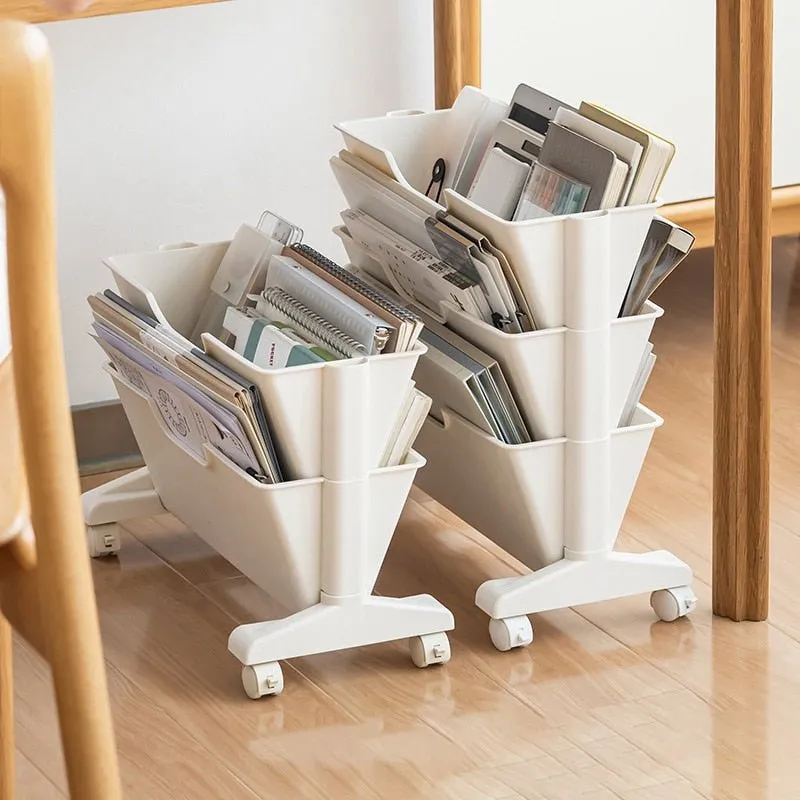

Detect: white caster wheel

[409,632,451,668]
[489,615,534,652]
[87,523,122,558]
[651,585,697,622]
[241,662,284,699]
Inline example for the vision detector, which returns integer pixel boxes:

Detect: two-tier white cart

[332,86,697,652]
[82,241,454,698]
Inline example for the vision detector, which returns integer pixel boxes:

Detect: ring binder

[257,286,369,358]
[267,255,395,355]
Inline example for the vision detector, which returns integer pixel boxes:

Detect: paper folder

[414,309,531,445]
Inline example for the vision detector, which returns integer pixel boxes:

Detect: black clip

[425,158,447,203]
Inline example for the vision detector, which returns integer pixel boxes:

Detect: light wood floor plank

[12,621,276,799]
[14,750,64,799]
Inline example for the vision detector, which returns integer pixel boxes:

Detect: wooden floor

[12,238,800,799]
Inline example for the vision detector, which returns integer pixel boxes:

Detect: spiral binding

[289,243,421,324]
[260,286,367,358]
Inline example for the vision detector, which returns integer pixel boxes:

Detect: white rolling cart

[82,240,454,698]
[332,87,697,652]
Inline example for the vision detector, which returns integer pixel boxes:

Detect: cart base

[229,594,454,697]
[476,549,695,650]
[83,467,164,526]
[82,468,455,697]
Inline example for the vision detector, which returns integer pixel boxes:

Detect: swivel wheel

[87,523,122,558]
[489,615,534,652]
[241,662,284,699]
[409,632,451,668]
[650,585,697,622]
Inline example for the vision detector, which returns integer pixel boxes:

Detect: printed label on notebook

[223,306,328,368]
[243,317,325,368]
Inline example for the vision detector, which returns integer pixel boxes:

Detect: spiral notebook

[265,254,395,356]
[254,286,368,359]
[286,242,424,353]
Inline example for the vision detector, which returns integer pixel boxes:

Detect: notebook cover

[538,123,620,212]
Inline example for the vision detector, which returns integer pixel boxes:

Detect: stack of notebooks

[461,83,678,222]
[88,214,433,484]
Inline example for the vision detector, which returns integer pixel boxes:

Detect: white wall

[482,0,800,203]
[9,0,797,406]
[42,0,434,406]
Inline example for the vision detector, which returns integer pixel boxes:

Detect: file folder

[414,309,531,445]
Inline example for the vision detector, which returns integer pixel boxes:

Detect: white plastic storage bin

[332,90,697,651]
[337,224,662,440]
[82,239,455,698]
[415,405,662,572]
[104,242,424,481]
[334,87,658,330]
[108,373,421,613]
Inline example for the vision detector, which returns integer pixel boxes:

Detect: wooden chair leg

[0,614,14,800]
[0,22,122,799]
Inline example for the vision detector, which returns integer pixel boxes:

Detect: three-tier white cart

[332,86,697,651]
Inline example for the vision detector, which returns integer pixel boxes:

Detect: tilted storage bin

[337,224,663,441]
[334,86,658,329]
[105,242,423,481]
[108,374,422,613]
[415,405,662,572]
[82,238,455,698]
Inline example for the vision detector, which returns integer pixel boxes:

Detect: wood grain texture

[459,0,481,91]
[713,0,773,621]
[0,357,27,548]
[663,185,800,249]
[0,21,122,799]
[0,615,13,800]
[433,0,462,109]
[434,0,480,109]
[0,0,226,23]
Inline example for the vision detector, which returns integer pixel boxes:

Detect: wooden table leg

[459,0,481,91]
[434,0,481,109]
[434,0,462,109]
[713,0,772,620]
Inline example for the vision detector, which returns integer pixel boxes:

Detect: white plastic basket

[332,89,696,649]
[336,224,661,440]
[416,404,662,571]
[110,372,421,613]
[105,242,425,481]
[334,87,658,330]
